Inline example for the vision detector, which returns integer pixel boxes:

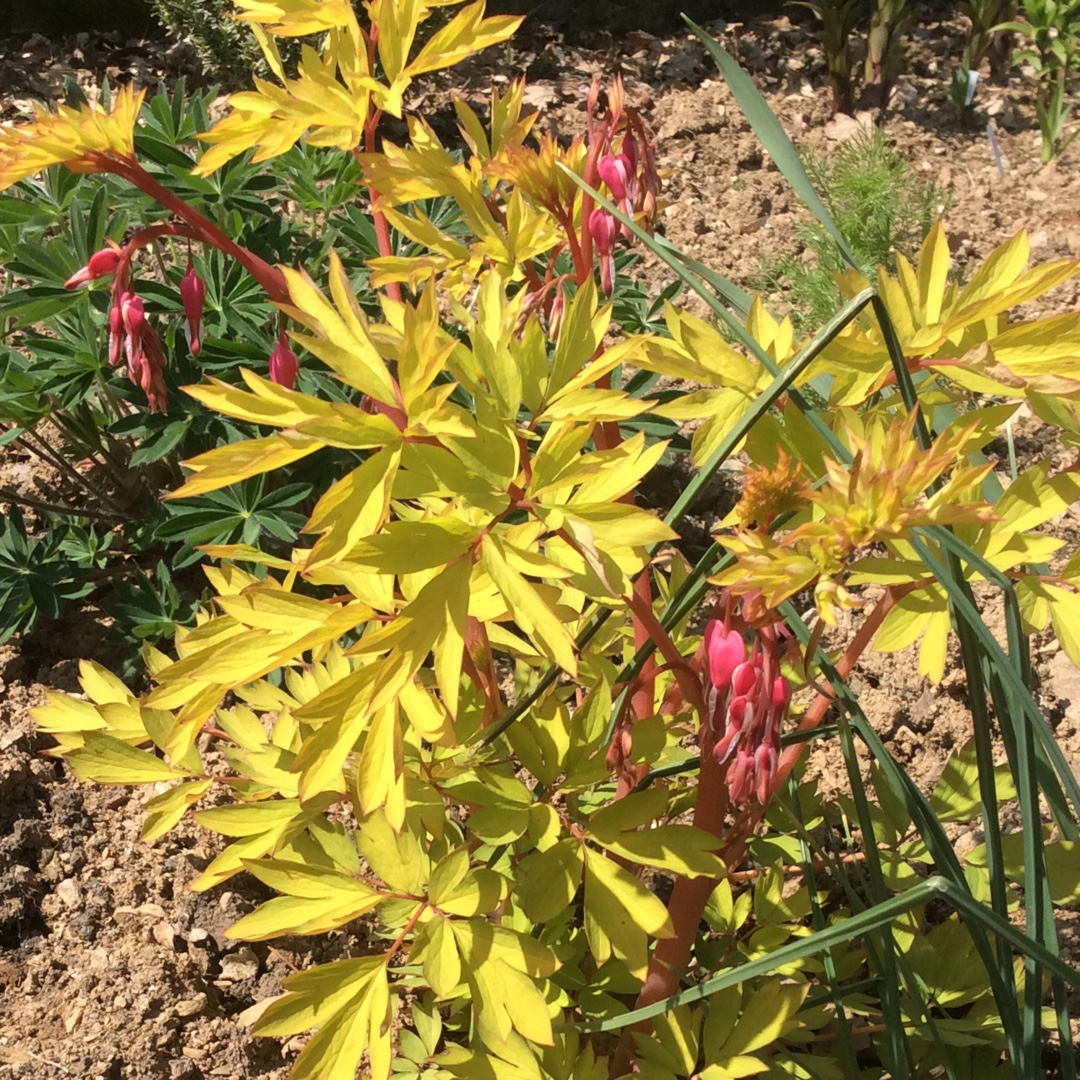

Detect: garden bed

[1,4,1079,1078]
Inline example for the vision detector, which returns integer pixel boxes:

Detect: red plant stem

[611,716,728,1076]
[110,157,289,303]
[558,208,589,285]
[577,124,608,276]
[773,586,902,791]
[384,902,428,965]
[609,587,903,1077]
[623,584,706,724]
[627,573,657,781]
[361,112,403,305]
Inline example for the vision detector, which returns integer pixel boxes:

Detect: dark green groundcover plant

[0,76,670,662]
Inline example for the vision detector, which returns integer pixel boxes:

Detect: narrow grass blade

[788,780,862,1080]
[651,233,753,317]
[779,600,1027,1055]
[685,17,857,270]
[576,875,1080,1034]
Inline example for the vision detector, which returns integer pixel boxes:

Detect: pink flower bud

[728,748,756,806]
[621,136,639,172]
[705,622,746,692]
[120,292,146,370]
[180,263,206,358]
[598,153,633,203]
[107,302,124,367]
[588,209,618,294]
[269,334,299,390]
[588,208,618,257]
[64,244,121,290]
[120,292,145,336]
[714,696,753,764]
[754,743,778,805]
[548,285,565,339]
[772,675,791,711]
[731,661,759,698]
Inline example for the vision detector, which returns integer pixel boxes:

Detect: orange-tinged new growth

[733,449,811,529]
[714,412,993,624]
[0,85,144,190]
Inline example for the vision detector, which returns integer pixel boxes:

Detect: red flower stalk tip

[269,334,299,390]
[180,262,206,357]
[64,243,121,290]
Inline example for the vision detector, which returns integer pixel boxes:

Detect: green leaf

[583,848,674,979]
[931,738,1018,822]
[64,733,191,784]
[516,838,585,923]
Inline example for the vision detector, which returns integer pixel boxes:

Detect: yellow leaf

[227,892,383,940]
[31,692,106,735]
[417,916,461,998]
[357,808,427,894]
[549,277,601,397]
[253,955,391,1080]
[438,397,519,492]
[451,919,559,977]
[280,256,398,403]
[516,838,585,922]
[918,607,951,683]
[141,780,212,841]
[917,220,950,324]
[293,405,403,449]
[170,432,321,499]
[304,447,401,571]
[482,533,577,675]
[78,660,135,706]
[700,1057,769,1080]
[344,518,478,574]
[556,503,678,550]
[583,848,673,979]
[872,585,944,653]
[405,1,522,76]
[63,733,190,785]
[954,229,1029,311]
[183,371,335,428]
[0,84,144,190]
[355,702,406,830]
[572,433,669,506]
[254,955,384,1037]
[294,706,372,805]
[196,799,303,837]
[375,0,422,83]
[718,977,809,1058]
[1046,585,1080,669]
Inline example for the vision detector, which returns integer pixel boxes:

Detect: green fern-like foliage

[755,129,947,329]
[151,0,299,89]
